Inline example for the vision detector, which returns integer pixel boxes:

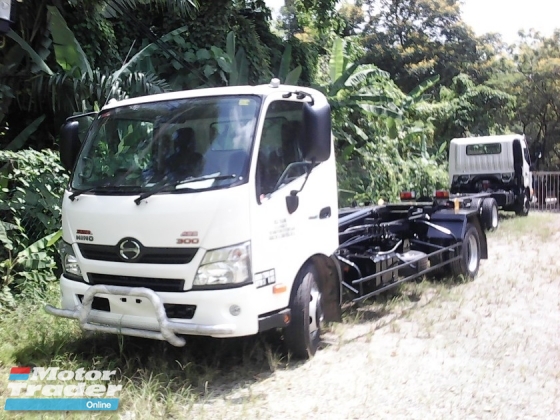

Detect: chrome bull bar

[44,285,236,347]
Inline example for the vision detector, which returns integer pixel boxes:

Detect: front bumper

[45,277,260,346]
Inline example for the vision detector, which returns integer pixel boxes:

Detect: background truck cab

[448,134,533,216]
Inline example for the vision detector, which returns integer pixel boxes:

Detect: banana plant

[316,37,402,119]
[100,0,198,19]
[0,228,62,287]
[7,6,175,117]
[276,44,302,85]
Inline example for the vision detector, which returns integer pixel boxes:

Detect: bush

[337,143,448,206]
[0,149,68,308]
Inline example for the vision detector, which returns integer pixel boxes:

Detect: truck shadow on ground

[338,273,471,341]
[11,276,468,402]
[12,326,307,399]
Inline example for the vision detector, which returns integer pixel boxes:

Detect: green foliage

[3,115,46,151]
[361,0,501,92]
[489,29,560,169]
[0,230,62,309]
[433,73,515,146]
[316,36,448,205]
[47,6,93,78]
[337,146,448,205]
[0,149,68,308]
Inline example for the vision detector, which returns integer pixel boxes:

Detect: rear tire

[450,223,481,279]
[481,198,499,231]
[284,264,323,359]
[515,190,530,217]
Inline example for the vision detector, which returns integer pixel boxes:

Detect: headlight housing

[193,242,251,289]
[58,241,84,281]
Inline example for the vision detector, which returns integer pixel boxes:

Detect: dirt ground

[188,213,560,420]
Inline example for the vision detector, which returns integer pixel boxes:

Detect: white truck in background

[46,80,488,359]
[447,134,534,218]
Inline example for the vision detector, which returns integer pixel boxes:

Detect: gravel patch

[188,213,560,420]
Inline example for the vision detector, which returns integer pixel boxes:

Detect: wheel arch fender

[292,254,342,323]
[427,213,488,260]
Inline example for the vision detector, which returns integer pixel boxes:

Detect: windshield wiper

[134,174,236,205]
[69,172,135,201]
[69,186,101,201]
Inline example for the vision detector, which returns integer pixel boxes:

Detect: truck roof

[450,134,525,145]
[101,81,321,111]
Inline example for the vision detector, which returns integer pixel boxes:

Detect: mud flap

[311,255,342,322]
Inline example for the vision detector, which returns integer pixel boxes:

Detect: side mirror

[302,94,331,162]
[286,191,299,214]
[59,121,81,172]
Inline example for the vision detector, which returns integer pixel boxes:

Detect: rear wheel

[481,198,499,231]
[515,190,530,217]
[284,264,323,359]
[450,223,481,279]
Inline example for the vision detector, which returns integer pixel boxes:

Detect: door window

[256,101,305,200]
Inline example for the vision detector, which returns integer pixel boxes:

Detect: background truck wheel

[450,223,481,279]
[515,190,530,217]
[481,198,499,231]
[284,264,323,359]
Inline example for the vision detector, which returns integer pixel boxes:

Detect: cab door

[249,96,338,315]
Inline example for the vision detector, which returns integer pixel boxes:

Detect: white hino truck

[447,134,534,217]
[47,80,488,359]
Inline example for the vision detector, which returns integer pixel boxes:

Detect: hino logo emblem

[118,238,142,262]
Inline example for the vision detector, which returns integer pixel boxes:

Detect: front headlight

[58,241,84,281]
[193,242,251,289]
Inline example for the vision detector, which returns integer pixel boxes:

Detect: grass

[491,210,557,240]
[1,210,558,419]
[0,286,294,419]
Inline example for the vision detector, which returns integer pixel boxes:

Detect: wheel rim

[491,205,498,228]
[524,194,530,213]
[466,234,479,273]
[308,278,323,338]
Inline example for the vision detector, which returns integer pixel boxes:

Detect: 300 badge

[176,238,199,244]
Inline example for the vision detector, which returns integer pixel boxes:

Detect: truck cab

[48,81,341,358]
[448,134,533,216]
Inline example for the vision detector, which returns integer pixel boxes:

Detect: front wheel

[450,223,481,279]
[284,264,323,359]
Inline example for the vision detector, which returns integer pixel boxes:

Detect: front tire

[481,198,499,231]
[284,264,323,359]
[450,223,481,279]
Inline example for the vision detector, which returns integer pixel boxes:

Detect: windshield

[71,95,261,193]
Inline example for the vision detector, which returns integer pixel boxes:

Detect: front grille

[78,244,198,264]
[87,273,185,292]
